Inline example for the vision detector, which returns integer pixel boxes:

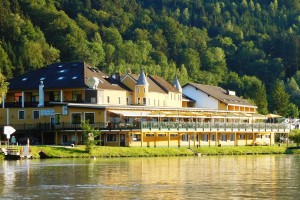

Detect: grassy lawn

[1,145,299,160]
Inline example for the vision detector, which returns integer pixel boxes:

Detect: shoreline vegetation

[1,145,300,160]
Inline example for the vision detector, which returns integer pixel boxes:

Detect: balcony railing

[4,102,53,108]
[1,121,292,133]
[141,121,291,133]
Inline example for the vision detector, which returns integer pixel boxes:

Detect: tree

[242,76,268,114]
[269,80,290,117]
[81,120,101,154]
[0,70,9,104]
[289,129,300,146]
[287,103,299,118]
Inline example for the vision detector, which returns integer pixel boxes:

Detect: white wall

[183,85,219,109]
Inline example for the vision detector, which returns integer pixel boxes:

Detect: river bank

[1,145,300,160]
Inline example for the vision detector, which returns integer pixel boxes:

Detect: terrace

[1,121,292,133]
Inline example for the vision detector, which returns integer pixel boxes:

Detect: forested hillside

[0,0,299,117]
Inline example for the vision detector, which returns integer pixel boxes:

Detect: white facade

[182,85,219,109]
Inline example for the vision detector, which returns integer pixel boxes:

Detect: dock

[1,146,21,160]
[1,146,32,160]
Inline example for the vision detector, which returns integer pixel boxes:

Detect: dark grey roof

[136,69,149,85]
[183,83,255,107]
[8,62,131,91]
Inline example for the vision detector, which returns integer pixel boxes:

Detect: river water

[0,155,299,199]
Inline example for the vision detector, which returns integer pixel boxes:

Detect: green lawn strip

[191,146,288,156]
[2,146,300,159]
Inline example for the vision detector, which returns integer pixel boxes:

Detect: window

[55,114,61,125]
[107,96,110,103]
[133,134,141,141]
[230,134,235,141]
[265,134,270,139]
[143,98,146,105]
[107,134,117,142]
[137,88,140,93]
[146,134,154,137]
[126,97,129,105]
[62,135,68,143]
[221,134,227,141]
[138,98,141,105]
[202,134,208,142]
[154,99,156,106]
[31,92,38,102]
[248,135,253,139]
[33,110,40,119]
[239,134,245,139]
[182,134,188,142]
[144,88,146,93]
[211,134,215,141]
[71,113,81,124]
[170,134,178,137]
[18,110,25,120]
[85,113,95,124]
[256,134,262,139]
[15,92,22,102]
[49,91,60,101]
[118,97,121,104]
[72,91,82,102]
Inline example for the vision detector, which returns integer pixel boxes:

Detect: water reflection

[0,155,299,199]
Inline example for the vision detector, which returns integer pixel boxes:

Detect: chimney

[38,81,44,107]
[115,72,121,81]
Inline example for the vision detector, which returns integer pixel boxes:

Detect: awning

[108,110,152,117]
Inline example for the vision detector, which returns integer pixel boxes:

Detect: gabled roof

[125,73,166,93]
[183,83,255,107]
[8,62,130,91]
[123,72,181,94]
[149,75,181,93]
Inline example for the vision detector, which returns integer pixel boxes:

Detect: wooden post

[168,132,170,148]
[154,132,157,148]
[141,132,143,147]
[235,132,237,146]
[193,132,196,147]
[188,133,191,148]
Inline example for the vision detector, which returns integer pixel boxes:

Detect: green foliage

[269,80,290,117]
[0,0,299,113]
[287,103,299,118]
[0,70,9,104]
[81,120,101,154]
[289,129,300,146]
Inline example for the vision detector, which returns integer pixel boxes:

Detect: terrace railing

[141,121,292,133]
[0,121,292,133]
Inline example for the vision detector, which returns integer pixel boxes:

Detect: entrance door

[120,134,126,146]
